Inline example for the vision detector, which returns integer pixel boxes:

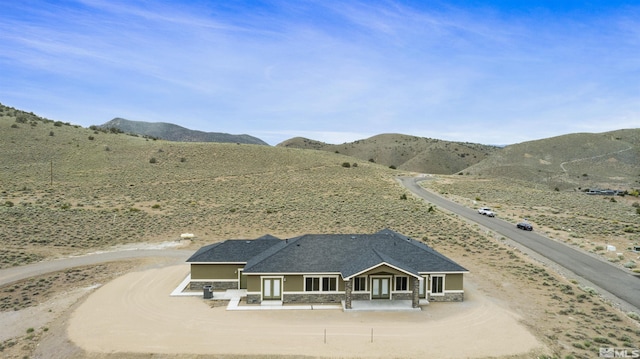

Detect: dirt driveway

[67,264,546,358]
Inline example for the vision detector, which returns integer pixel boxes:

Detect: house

[186,229,468,309]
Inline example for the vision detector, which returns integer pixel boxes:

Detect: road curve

[398,176,640,312]
[0,249,192,287]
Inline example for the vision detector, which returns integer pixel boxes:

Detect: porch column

[412,277,420,308]
[345,278,353,309]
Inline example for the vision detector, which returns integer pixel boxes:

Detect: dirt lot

[65,264,545,358]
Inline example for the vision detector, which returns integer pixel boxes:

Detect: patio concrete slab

[344,300,422,312]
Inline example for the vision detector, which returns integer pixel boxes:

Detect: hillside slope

[464,130,640,190]
[278,134,499,175]
[99,118,269,145]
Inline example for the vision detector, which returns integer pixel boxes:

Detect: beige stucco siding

[190,264,243,280]
[247,275,261,292]
[445,273,464,290]
[362,264,408,277]
[284,275,303,291]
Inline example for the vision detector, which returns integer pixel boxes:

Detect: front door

[262,278,281,300]
[371,277,390,299]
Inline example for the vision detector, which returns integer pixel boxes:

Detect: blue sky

[1,1,638,145]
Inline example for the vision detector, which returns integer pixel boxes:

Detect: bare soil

[68,265,546,359]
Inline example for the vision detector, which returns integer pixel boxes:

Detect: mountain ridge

[99,118,269,145]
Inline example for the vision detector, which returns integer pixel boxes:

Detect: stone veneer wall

[428,292,464,302]
[391,292,412,300]
[284,293,344,304]
[189,281,238,291]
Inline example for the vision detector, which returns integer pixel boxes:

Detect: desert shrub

[623,261,637,269]
[151,204,161,209]
[593,337,613,344]
[180,157,186,163]
[580,286,597,295]
[352,163,358,167]
[4,201,14,207]
[10,123,18,128]
[627,312,640,321]
[88,136,95,140]
[389,165,396,169]
[49,131,54,136]
[368,158,375,163]
[400,194,407,200]
[149,157,157,164]
[53,121,63,127]
[341,162,350,168]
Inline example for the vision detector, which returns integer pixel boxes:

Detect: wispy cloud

[0,0,638,145]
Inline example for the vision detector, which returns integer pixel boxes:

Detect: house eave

[343,261,421,280]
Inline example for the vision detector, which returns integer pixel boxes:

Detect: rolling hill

[99,118,269,145]
[277,134,500,175]
[464,130,640,190]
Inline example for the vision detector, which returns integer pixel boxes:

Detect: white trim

[393,275,409,291]
[352,276,368,292]
[419,271,469,275]
[247,272,341,276]
[345,262,420,280]
[369,275,392,300]
[261,276,284,301]
[430,275,445,296]
[238,268,245,290]
[303,275,340,292]
[285,291,346,295]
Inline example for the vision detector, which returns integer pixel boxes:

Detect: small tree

[341,162,351,168]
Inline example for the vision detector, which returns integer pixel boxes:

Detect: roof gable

[341,248,420,279]
[237,229,467,275]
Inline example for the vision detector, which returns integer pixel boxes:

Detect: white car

[478,207,496,217]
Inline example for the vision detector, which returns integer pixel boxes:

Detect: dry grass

[1,105,640,358]
[424,176,640,267]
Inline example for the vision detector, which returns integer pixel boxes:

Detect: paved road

[0,249,192,287]
[399,176,640,312]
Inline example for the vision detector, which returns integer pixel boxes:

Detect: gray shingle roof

[186,234,281,262]
[236,229,467,276]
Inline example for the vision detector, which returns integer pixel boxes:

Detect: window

[353,277,366,291]
[305,276,337,292]
[395,276,408,291]
[431,275,444,294]
[305,277,320,291]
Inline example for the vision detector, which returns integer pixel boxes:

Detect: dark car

[517,222,533,231]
